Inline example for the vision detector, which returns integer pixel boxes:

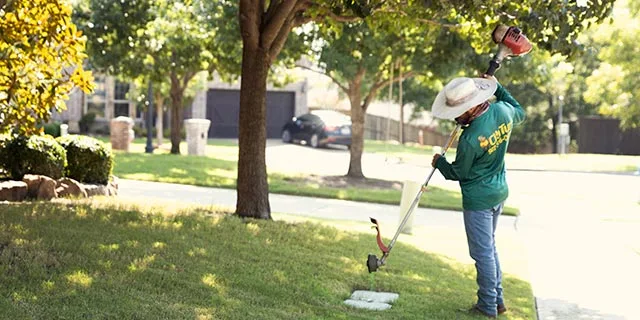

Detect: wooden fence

[578,116,640,155]
[364,114,455,147]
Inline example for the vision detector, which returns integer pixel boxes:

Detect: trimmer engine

[486,26,533,75]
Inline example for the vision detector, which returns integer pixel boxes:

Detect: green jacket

[435,83,526,211]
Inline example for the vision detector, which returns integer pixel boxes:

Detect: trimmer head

[368,218,389,273]
[367,254,380,273]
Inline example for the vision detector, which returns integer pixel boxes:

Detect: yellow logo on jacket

[479,122,512,154]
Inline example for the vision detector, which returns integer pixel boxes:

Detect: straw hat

[431,77,497,120]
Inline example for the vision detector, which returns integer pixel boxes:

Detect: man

[430,76,525,318]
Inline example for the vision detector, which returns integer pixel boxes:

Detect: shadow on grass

[0,203,534,319]
[114,152,237,188]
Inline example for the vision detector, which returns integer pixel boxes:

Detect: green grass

[0,202,536,319]
[112,151,519,216]
[365,140,440,156]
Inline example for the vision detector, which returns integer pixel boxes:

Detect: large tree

[76,0,241,154]
[0,0,94,135]
[236,1,378,219]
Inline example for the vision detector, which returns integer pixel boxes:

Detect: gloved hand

[431,154,442,168]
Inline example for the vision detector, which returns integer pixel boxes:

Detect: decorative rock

[56,177,88,198]
[344,290,400,311]
[22,174,44,198]
[108,175,119,196]
[36,176,58,200]
[350,290,399,304]
[344,299,392,311]
[84,184,109,197]
[0,181,28,202]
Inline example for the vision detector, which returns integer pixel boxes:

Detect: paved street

[120,142,640,319]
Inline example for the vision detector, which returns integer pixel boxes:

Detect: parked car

[281,109,352,148]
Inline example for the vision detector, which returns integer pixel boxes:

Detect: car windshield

[311,110,350,125]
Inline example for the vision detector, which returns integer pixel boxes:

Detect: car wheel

[281,130,292,143]
[309,134,320,148]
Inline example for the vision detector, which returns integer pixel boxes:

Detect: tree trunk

[347,85,365,178]
[155,92,164,146]
[235,45,271,219]
[169,77,184,154]
[398,59,404,144]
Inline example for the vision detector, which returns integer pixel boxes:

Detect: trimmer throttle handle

[485,60,500,76]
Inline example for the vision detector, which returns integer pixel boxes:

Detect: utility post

[145,81,154,154]
[557,95,564,154]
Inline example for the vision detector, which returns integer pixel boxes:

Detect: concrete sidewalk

[118,178,518,231]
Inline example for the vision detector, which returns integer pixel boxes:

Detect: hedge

[0,134,67,180]
[56,135,113,184]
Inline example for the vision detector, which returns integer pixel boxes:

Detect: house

[54,75,137,133]
[188,77,308,139]
[57,74,308,139]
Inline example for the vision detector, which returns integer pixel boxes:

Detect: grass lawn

[110,145,519,216]
[0,201,536,319]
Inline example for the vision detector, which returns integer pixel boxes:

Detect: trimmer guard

[370,218,389,254]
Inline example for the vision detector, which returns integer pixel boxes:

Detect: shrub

[0,134,9,179]
[79,112,96,133]
[0,135,67,180]
[40,122,62,137]
[57,135,113,184]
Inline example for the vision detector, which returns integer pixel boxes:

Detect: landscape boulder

[0,181,28,202]
[84,184,109,197]
[37,177,58,200]
[56,177,88,198]
[22,174,44,198]
[108,175,119,196]
[22,174,58,200]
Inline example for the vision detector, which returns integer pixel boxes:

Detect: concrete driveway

[264,141,640,319]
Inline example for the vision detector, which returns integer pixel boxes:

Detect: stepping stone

[343,290,399,310]
[344,299,392,311]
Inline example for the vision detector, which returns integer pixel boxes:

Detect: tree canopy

[234,0,616,219]
[0,0,94,135]
[583,0,640,128]
[75,0,242,153]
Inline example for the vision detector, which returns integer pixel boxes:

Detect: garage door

[206,89,295,138]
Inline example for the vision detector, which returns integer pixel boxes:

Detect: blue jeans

[463,202,504,317]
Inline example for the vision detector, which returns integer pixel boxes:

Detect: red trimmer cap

[492,25,532,56]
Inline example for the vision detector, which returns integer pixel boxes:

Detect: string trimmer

[367,24,532,273]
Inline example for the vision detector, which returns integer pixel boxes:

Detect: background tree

[76,0,241,153]
[382,2,617,154]
[584,0,640,128]
[0,0,94,135]
[306,21,446,178]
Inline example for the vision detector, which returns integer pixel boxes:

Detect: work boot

[497,304,507,315]
[461,304,497,318]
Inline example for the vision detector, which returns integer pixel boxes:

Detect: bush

[56,135,113,184]
[79,112,96,133]
[40,122,61,137]
[0,134,9,179]
[0,134,67,180]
